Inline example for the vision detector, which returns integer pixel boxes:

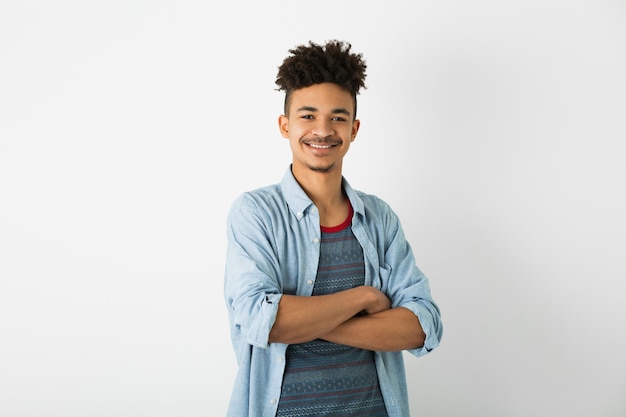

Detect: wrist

[360,286,378,312]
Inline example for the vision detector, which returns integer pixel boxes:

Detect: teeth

[309,143,333,149]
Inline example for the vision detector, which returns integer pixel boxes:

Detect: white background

[1,1,625,416]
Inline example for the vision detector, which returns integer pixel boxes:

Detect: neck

[293,165,343,203]
[291,164,347,226]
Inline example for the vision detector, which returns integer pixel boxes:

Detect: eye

[301,114,314,120]
[332,116,347,122]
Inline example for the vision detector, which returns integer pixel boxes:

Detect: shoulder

[355,189,390,209]
[346,188,401,239]
[229,183,285,218]
[351,188,397,220]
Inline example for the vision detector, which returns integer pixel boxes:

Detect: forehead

[288,83,355,113]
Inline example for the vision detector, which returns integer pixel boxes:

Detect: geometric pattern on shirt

[277,226,388,417]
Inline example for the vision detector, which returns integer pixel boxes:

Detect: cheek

[285,123,303,138]
[288,137,302,151]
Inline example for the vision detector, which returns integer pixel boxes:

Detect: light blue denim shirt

[224,167,443,417]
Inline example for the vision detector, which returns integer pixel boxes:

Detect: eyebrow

[296,106,352,117]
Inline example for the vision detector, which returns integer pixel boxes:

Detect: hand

[361,286,391,315]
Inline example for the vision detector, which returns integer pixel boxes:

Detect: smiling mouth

[303,138,341,149]
[308,143,334,149]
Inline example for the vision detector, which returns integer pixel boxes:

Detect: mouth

[302,139,341,151]
[307,143,335,149]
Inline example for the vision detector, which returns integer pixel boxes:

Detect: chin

[308,163,334,173]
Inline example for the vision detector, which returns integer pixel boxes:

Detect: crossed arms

[268,286,425,352]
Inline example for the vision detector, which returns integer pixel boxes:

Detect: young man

[224,40,443,417]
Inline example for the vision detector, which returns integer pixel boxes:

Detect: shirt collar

[279,165,365,220]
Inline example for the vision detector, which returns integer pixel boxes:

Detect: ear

[351,119,361,142]
[278,115,289,138]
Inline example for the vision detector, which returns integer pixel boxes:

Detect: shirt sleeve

[224,193,283,349]
[380,204,443,357]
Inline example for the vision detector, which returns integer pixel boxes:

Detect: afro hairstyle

[275,40,367,117]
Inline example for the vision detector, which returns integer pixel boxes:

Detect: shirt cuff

[245,293,283,349]
[401,300,442,357]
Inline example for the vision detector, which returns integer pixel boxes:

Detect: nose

[311,119,334,138]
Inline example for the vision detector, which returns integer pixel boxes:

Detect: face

[278,83,360,176]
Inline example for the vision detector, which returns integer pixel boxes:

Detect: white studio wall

[1,1,624,416]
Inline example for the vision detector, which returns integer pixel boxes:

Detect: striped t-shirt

[276,203,388,417]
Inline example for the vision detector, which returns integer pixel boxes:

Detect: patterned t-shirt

[276,203,388,417]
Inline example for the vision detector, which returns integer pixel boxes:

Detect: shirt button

[307,279,313,285]
[270,399,277,404]
[312,237,319,243]
[296,212,303,219]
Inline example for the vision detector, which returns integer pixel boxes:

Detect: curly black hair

[276,40,367,117]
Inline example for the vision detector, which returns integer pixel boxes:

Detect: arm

[268,285,391,345]
[358,198,443,356]
[320,307,425,352]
